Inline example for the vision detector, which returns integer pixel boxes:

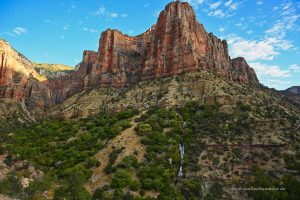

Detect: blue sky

[0,0,299,90]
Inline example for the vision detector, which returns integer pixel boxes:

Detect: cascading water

[178,143,185,177]
[177,121,187,178]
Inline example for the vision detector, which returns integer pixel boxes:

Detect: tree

[54,167,91,200]
[111,169,132,189]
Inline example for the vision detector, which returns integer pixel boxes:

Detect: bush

[110,169,132,189]
[136,123,152,135]
[54,166,92,200]
[85,157,100,168]
[0,173,23,198]
[129,180,140,191]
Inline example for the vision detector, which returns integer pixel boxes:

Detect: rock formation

[47,1,259,103]
[1,1,259,112]
[0,39,53,109]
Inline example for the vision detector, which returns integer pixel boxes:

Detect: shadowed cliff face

[47,1,259,103]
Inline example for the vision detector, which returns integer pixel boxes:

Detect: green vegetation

[1,101,300,199]
[0,109,138,200]
[245,166,300,200]
[33,62,74,81]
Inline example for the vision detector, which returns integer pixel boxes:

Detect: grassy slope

[33,63,74,72]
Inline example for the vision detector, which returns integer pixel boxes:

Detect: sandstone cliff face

[231,57,259,84]
[0,39,53,109]
[0,39,33,100]
[47,1,258,103]
[1,1,260,115]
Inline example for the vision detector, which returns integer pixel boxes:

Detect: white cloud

[44,19,52,23]
[250,62,290,78]
[228,36,278,61]
[229,2,240,11]
[96,6,106,15]
[2,32,15,37]
[209,1,222,10]
[184,0,205,8]
[265,37,293,50]
[256,1,263,5]
[208,9,225,17]
[60,36,65,40]
[12,27,27,35]
[227,34,293,62]
[219,27,225,32]
[225,0,233,7]
[246,30,253,34]
[235,22,243,27]
[63,24,70,31]
[68,3,77,13]
[264,79,291,89]
[96,6,120,18]
[266,1,300,42]
[207,0,242,18]
[289,64,300,72]
[110,13,118,18]
[266,79,290,84]
[83,28,98,33]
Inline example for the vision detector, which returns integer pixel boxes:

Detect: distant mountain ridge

[282,86,300,106]
[285,86,300,95]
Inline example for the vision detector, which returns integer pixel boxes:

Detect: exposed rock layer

[47,1,259,103]
[0,1,259,118]
[0,39,53,110]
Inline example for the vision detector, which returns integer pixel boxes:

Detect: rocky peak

[156,1,196,35]
[231,57,259,84]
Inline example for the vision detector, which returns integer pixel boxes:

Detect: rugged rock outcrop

[0,39,53,109]
[1,1,260,116]
[47,1,259,103]
[0,39,34,100]
[231,57,259,84]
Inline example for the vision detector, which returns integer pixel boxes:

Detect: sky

[0,0,299,90]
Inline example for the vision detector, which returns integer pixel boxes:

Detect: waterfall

[178,143,185,177]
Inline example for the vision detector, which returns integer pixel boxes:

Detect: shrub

[136,123,152,135]
[111,169,132,189]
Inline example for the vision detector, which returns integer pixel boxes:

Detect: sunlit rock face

[0,1,259,108]
[46,1,258,103]
[0,39,53,109]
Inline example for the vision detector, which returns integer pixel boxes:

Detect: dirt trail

[85,115,145,192]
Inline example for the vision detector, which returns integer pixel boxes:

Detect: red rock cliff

[0,39,53,108]
[47,1,258,103]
